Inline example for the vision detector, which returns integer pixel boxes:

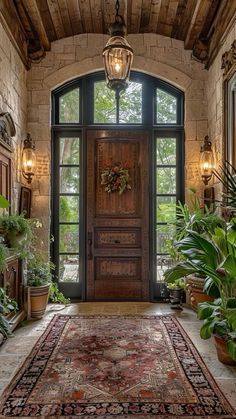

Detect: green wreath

[101,162,131,195]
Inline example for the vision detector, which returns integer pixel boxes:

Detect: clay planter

[27,284,50,319]
[168,288,183,309]
[214,335,236,366]
[185,275,214,311]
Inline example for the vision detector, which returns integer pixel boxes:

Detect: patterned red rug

[0,315,235,418]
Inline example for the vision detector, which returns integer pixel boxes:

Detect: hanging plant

[101,161,131,195]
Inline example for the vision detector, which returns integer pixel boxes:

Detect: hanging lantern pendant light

[103,0,133,98]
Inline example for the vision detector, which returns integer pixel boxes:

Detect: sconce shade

[102,0,133,97]
[22,133,36,184]
[200,136,215,185]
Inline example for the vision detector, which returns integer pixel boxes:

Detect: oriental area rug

[0,315,235,418]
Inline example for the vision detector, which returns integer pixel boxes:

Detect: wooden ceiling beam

[67,0,83,34]
[47,0,65,39]
[21,0,50,50]
[207,0,236,68]
[171,0,187,39]
[128,0,142,33]
[184,0,212,49]
[78,0,93,33]
[90,0,103,33]
[0,0,29,68]
[57,0,73,37]
[148,0,162,33]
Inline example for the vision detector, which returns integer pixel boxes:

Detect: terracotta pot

[27,284,50,319]
[214,335,236,366]
[185,275,214,311]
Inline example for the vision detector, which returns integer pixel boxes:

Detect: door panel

[87,130,149,301]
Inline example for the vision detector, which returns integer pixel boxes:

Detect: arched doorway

[51,71,184,300]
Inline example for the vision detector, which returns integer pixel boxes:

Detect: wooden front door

[86,130,150,301]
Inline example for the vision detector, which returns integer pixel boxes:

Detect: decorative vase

[214,335,236,366]
[27,284,50,319]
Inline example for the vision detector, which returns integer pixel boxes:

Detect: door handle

[88,232,93,260]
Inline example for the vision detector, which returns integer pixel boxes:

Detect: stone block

[185,121,197,140]
[32,90,50,105]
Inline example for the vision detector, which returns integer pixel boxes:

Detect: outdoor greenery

[213,160,236,210]
[156,89,177,123]
[49,282,70,304]
[59,88,80,123]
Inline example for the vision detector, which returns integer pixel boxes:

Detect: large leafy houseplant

[165,221,236,362]
[213,160,236,211]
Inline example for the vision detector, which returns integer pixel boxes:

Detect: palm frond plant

[164,221,236,363]
[213,160,236,211]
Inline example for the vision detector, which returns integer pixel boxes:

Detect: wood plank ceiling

[0,0,235,69]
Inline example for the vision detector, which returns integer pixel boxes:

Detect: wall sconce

[102,0,133,98]
[200,135,215,185]
[22,133,36,184]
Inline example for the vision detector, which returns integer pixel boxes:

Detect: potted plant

[0,213,33,248]
[166,190,223,309]
[0,287,18,344]
[165,222,236,364]
[166,278,185,309]
[26,258,53,319]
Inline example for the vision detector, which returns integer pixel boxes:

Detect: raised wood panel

[95,280,142,300]
[95,257,141,280]
[95,139,140,217]
[95,228,141,248]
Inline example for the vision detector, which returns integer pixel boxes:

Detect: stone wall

[0,21,28,212]
[26,33,208,249]
[207,21,236,199]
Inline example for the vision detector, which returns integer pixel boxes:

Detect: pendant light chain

[102,0,133,96]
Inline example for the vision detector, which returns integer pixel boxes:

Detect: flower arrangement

[101,161,131,195]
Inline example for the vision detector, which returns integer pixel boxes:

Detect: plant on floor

[0,287,18,314]
[49,281,70,304]
[165,221,236,362]
[0,287,18,339]
[213,160,236,211]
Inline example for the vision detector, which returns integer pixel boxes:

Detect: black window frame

[51,71,184,300]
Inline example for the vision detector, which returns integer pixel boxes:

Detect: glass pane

[60,137,80,165]
[156,89,177,123]
[156,196,176,222]
[119,82,142,123]
[60,168,79,193]
[60,196,79,222]
[59,88,80,123]
[59,224,79,253]
[156,168,176,194]
[59,255,79,283]
[94,81,116,123]
[156,138,176,165]
[156,254,174,282]
[156,224,176,253]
